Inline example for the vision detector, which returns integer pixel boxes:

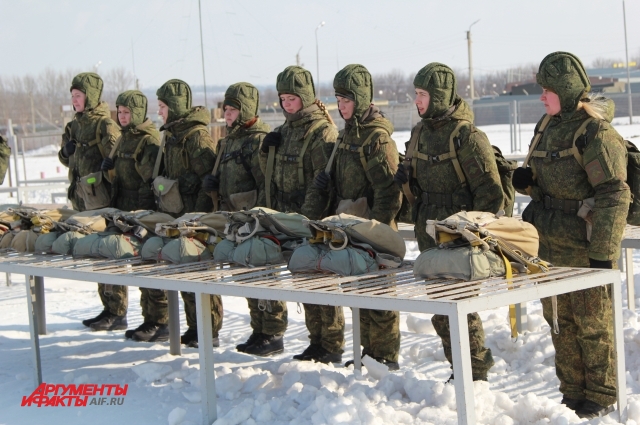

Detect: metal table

[0,252,627,425]
[620,225,640,311]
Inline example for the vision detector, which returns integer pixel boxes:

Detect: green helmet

[70,72,104,110]
[156,79,192,123]
[276,66,316,109]
[333,64,373,118]
[413,63,457,119]
[223,82,259,125]
[116,90,148,128]
[536,51,590,117]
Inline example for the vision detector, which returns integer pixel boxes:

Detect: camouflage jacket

[259,104,337,220]
[331,106,401,226]
[110,119,161,211]
[522,101,629,265]
[217,118,269,210]
[161,106,216,216]
[410,98,503,251]
[0,135,10,185]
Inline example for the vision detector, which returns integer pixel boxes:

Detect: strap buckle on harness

[550,151,561,159]
[430,155,441,163]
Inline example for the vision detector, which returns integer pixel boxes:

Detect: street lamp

[315,21,325,99]
[467,19,480,102]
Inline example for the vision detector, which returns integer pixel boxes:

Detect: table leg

[352,307,361,371]
[25,275,42,388]
[5,272,10,286]
[612,278,628,423]
[33,276,46,335]
[450,308,476,425]
[167,290,181,356]
[515,303,527,334]
[625,248,635,311]
[196,293,217,425]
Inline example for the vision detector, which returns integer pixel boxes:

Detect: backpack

[524,114,640,225]
[104,210,175,239]
[402,120,518,216]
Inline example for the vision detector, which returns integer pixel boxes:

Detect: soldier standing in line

[154,79,223,348]
[0,135,10,185]
[393,63,503,382]
[100,90,167,342]
[513,52,629,419]
[200,83,287,355]
[257,66,345,362]
[314,64,402,370]
[58,73,126,332]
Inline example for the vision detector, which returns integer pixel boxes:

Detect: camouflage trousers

[432,313,494,379]
[247,298,288,336]
[359,309,400,362]
[140,288,168,325]
[304,303,345,354]
[98,283,127,317]
[181,292,223,337]
[541,285,616,407]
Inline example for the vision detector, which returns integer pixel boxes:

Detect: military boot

[131,322,169,342]
[82,310,109,327]
[244,334,283,356]
[311,346,342,364]
[292,344,321,361]
[181,327,198,346]
[186,337,219,349]
[561,396,584,412]
[575,400,614,419]
[89,313,128,331]
[345,355,399,371]
[236,333,263,352]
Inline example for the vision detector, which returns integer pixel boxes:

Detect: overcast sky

[1,0,639,90]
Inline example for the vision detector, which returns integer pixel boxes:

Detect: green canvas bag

[51,231,86,255]
[160,236,211,264]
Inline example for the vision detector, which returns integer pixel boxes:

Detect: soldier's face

[71,89,86,113]
[540,89,561,115]
[117,106,132,127]
[280,94,303,114]
[336,96,355,120]
[414,89,430,115]
[158,100,169,123]
[224,105,240,127]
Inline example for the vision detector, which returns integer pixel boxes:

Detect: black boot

[186,337,219,349]
[312,346,342,364]
[561,396,584,412]
[181,327,198,346]
[244,334,283,356]
[82,310,109,327]
[292,344,321,361]
[132,322,169,342]
[236,333,263,353]
[575,400,614,419]
[89,313,128,331]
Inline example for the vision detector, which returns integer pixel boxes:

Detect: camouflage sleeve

[188,129,217,212]
[0,135,10,185]
[251,133,267,207]
[301,124,337,219]
[58,122,73,167]
[366,132,402,225]
[457,126,504,213]
[137,137,160,183]
[100,118,119,159]
[258,125,282,175]
[583,122,630,261]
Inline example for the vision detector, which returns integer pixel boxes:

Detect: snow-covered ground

[2,120,640,425]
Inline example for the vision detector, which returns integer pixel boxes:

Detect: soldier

[314,64,402,370]
[258,65,344,362]
[512,52,629,419]
[0,135,10,185]
[154,79,223,348]
[100,90,167,342]
[393,63,503,381]
[200,83,286,355]
[58,72,126,332]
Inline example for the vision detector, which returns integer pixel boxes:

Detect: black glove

[62,140,76,158]
[393,163,411,186]
[589,258,613,269]
[261,132,282,153]
[313,171,330,190]
[101,157,115,171]
[202,174,220,193]
[512,167,534,190]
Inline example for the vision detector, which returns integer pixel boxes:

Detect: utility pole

[198,0,208,108]
[296,46,302,66]
[623,0,633,124]
[315,21,325,99]
[131,39,139,90]
[467,20,480,102]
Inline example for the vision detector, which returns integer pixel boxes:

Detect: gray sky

[1,0,639,89]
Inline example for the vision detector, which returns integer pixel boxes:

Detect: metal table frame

[0,253,627,425]
[619,225,640,311]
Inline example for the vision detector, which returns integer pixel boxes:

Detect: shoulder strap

[211,138,226,176]
[522,114,552,169]
[570,117,597,169]
[324,130,344,174]
[447,120,469,185]
[152,133,166,180]
[402,122,424,204]
[297,119,328,187]
[93,117,109,158]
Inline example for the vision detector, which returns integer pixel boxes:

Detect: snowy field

[2,119,640,425]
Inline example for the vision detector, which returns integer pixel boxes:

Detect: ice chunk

[182,391,201,403]
[167,407,186,425]
[362,355,389,380]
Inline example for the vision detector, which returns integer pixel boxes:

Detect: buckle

[550,151,560,159]
[543,195,552,209]
[430,155,441,163]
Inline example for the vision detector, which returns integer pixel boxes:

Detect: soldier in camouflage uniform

[314,64,402,369]
[100,90,168,342]
[513,52,628,419]
[200,82,287,355]
[155,79,223,348]
[257,66,344,362]
[394,63,503,381]
[58,73,127,332]
[0,135,10,185]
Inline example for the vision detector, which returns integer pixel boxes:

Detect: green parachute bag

[97,234,143,259]
[414,245,506,281]
[231,236,283,267]
[141,236,169,261]
[10,229,39,253]
[288,242,377,276]
[155,212,226,239]
[52,231,86,255]
[0,232,15,249]
[34,231,62,254]
[62,208,121,234]
[106,210,175,239]
[160,236,211,264]
[213,238,236,263]
[72,233,102,257]
[30,208,79,234]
